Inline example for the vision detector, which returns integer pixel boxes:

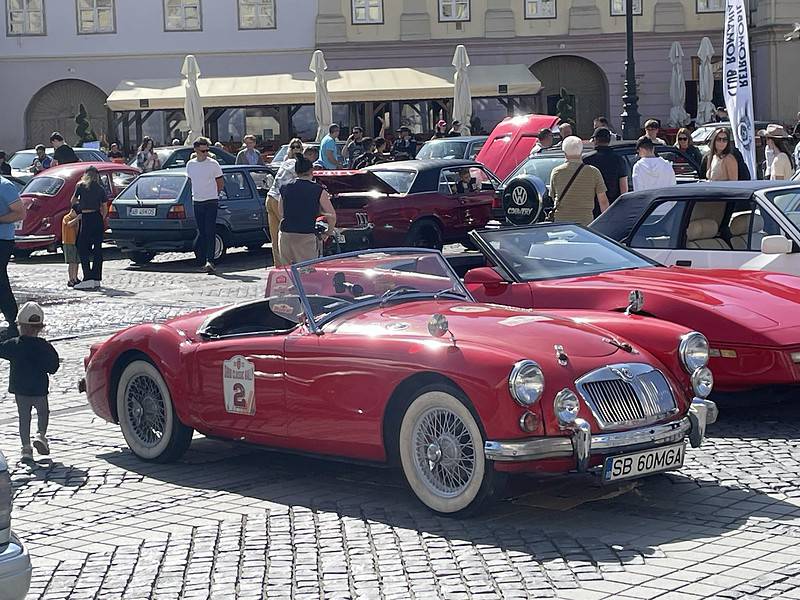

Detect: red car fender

[85,324,195,425]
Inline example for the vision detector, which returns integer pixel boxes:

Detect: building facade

[0,0,317,152]
[0,0,797,154]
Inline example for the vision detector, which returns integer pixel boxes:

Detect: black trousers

[77,211,104,281]
[0,239,18,334]
[194,201,218,264]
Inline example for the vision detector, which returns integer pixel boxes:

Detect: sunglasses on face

[716,137,729,142]
[290,145,303,149]
[196,148,209,153]
[678,137,688,141]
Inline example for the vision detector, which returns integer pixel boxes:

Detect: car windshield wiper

[433,286,469,300]
[379,286,420,307]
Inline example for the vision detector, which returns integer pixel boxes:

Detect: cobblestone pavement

[3,250,800,600]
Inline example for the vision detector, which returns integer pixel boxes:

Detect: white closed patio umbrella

[697,37,716,125]
[181,55,205,144]
[451,45,472,135]
[668,42,690,128]
[310,50,333,143]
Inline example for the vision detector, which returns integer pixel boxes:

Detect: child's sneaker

[33,433,50,456]
[21,445,34,462]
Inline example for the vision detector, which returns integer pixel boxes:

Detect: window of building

[439,0,469,22]
[77,0,115,34]
[164,0,201,31]
[524,0,556,19]
[238,0,275,29]
[351,0,382,24]
[6,0,45,35]
[610,0,642,16]
[696,0,724,13]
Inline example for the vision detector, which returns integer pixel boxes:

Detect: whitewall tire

[116,360,193,462]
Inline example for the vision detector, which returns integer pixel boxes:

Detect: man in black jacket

[0,302,60,463]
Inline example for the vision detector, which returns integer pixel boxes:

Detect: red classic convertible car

[15,162,140,258]
[464,223,800,403]
[83,249,716,515]
[315,159,498,251]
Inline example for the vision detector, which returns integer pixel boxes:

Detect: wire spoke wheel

[413,407,476,497]
[125,374,167,448]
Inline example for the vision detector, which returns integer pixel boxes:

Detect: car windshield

[417,141,468,160]
[505,156,565,186]
[763,187,800,230]
[278,250,471,326]
[477,224,656,281]
[271,145,290,164]
[691,126,717,144]
[21,176,63,196]
[118,174,186,200]
[8,151,37,169]
[370,170,416,194]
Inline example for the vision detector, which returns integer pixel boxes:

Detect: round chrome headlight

[692,366,714,398]
[554,388,580,426]
[680,332,709,373]
[508,360,545,407]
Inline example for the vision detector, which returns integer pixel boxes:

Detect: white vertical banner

[723,0,757,180]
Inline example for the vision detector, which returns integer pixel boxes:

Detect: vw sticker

[223,355,256,415]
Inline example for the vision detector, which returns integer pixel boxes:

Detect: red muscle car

[315,159,499,251]
[83,249,716,516]
[14,162,140,258]
[465,223,800,403]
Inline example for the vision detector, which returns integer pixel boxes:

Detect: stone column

[400,0,431,41]
[484,0,515,39]
[568,0,602,35]
[316,0,347,44]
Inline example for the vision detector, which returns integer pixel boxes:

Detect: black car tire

[195,228,229,263]
[406,220,444,250]
[129,251,156,265]
[502,180,541,226]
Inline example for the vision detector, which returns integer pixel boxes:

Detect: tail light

[108,205,119,219]
[492,192,502,210]
[167,205,186,219]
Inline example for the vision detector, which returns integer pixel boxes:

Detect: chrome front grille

[576,364,678,430]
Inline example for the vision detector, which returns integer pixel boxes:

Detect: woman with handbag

[549,136,609,226]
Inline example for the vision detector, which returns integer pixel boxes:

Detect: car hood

[530,266,800,346]
[329,300,622,359]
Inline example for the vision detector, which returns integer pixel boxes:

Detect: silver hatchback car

[0,450,31,600]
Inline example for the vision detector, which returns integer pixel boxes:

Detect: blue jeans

[193,201,218,264]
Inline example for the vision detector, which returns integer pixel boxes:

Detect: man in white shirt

[186,137,224,274]
[631,136,676,191]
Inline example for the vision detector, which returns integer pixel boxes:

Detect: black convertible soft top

[590,181,794,242]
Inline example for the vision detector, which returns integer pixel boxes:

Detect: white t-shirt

[186,158,223,202]
[268,158,297,199]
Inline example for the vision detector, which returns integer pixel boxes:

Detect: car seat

[686,218,730,249]
[729,212,764,250]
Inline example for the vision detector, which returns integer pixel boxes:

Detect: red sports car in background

[315,159,498,251]
[14,162,140,258]
[83,249,716,516]
[465,224,800,403]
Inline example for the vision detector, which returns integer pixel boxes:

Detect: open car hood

[315,170,398,195]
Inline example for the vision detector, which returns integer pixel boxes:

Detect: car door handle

[675,260,692,267]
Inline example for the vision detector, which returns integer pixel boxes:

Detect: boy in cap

[0,302,60,462]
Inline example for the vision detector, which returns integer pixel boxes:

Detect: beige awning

[106,64,541,111]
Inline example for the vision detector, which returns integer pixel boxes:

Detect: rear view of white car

[0,450,32,600]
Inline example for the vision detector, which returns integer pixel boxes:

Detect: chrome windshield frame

[289,248,476,334]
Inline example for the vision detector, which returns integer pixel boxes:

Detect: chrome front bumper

[485,398,717,471]
[14,234,55,244]
[0,533,32,600]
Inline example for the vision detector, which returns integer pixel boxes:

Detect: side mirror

[464,267,508,291]
[761,235,793,255]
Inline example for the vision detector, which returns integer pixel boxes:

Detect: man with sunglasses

[186,137,224,274]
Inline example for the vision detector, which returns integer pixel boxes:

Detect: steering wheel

[577,257,600,266]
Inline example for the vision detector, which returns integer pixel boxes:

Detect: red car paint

[476,114,561,180]
[465,240,800,396]
[85,256,698,475]
[15,162,140,253]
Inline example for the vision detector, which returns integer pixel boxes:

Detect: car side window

[630,200,687,249]
[112,171,137,192]
[167,150,189,168]
[98,173,113,196]
[684,201,731,250]
[437,169,459,195]
[222,172,252,200]
[656,149,699,178]
[468,141,485,160]
[247,169,274,200]
[469,167,492,192]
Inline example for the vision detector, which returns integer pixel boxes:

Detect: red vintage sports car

[83,249,716,515]
[465,223,800,403]
[15,162,140,258]
[315,160,498,251]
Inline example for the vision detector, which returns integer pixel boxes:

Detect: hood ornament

[428,313,457,347]
[625,290,645,315]
[554,344,568,366]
